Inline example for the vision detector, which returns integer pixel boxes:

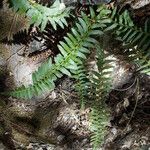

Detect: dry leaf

[0,1,30,41]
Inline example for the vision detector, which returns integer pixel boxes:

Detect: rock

[117,0,150,10]
[129,0,150,9]
[26,143,56,150]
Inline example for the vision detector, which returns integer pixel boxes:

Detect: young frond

[5,8,108,99]
[9,0,72,30]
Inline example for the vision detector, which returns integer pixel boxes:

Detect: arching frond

[113,10,150,53]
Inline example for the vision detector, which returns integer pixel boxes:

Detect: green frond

[90,105,109,150]
[136,51,150,75]
[99,7,150,75]
[6,81,55,99]
[9,0,72,30]
[89,45,113,149]
[111,10,149,52]
[73,64,91,109]
[113,12,150,75]
[120,48,150,75]
[5,7,108,99]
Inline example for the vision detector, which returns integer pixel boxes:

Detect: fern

[2,5,150,149]
[89,45,113,149]
[112,9,150,52]
[9,0,72,30]
[5,7,110,99]
[100,7,150,75]
[134,50,150,75]
[73,63,91,109]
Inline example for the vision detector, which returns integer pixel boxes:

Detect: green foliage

[111,9,149,52]
[1,4,150,149]
[73,64,90,109]
[131,50,150,75]
[89,45,113,149]
[7,58,55,99]
[101,7,150,75]
[9,0,72,30]
[5,7,110,99]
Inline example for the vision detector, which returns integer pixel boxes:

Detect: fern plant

[89,45,113,149]
[2,4,150,149]
[4,7,111,99]
[9,0,72,30]
[9,4,150,98]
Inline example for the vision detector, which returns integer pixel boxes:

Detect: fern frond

[73,64,91,109]
[9,0,72,30]
[90,104,109,149]
[103,8,150,51]
[90,45,113,149]
[114,12,150,75]
[5,7,109,99]
[110,9,150,52]
[135,51,150,75]
[100,7,150,75]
